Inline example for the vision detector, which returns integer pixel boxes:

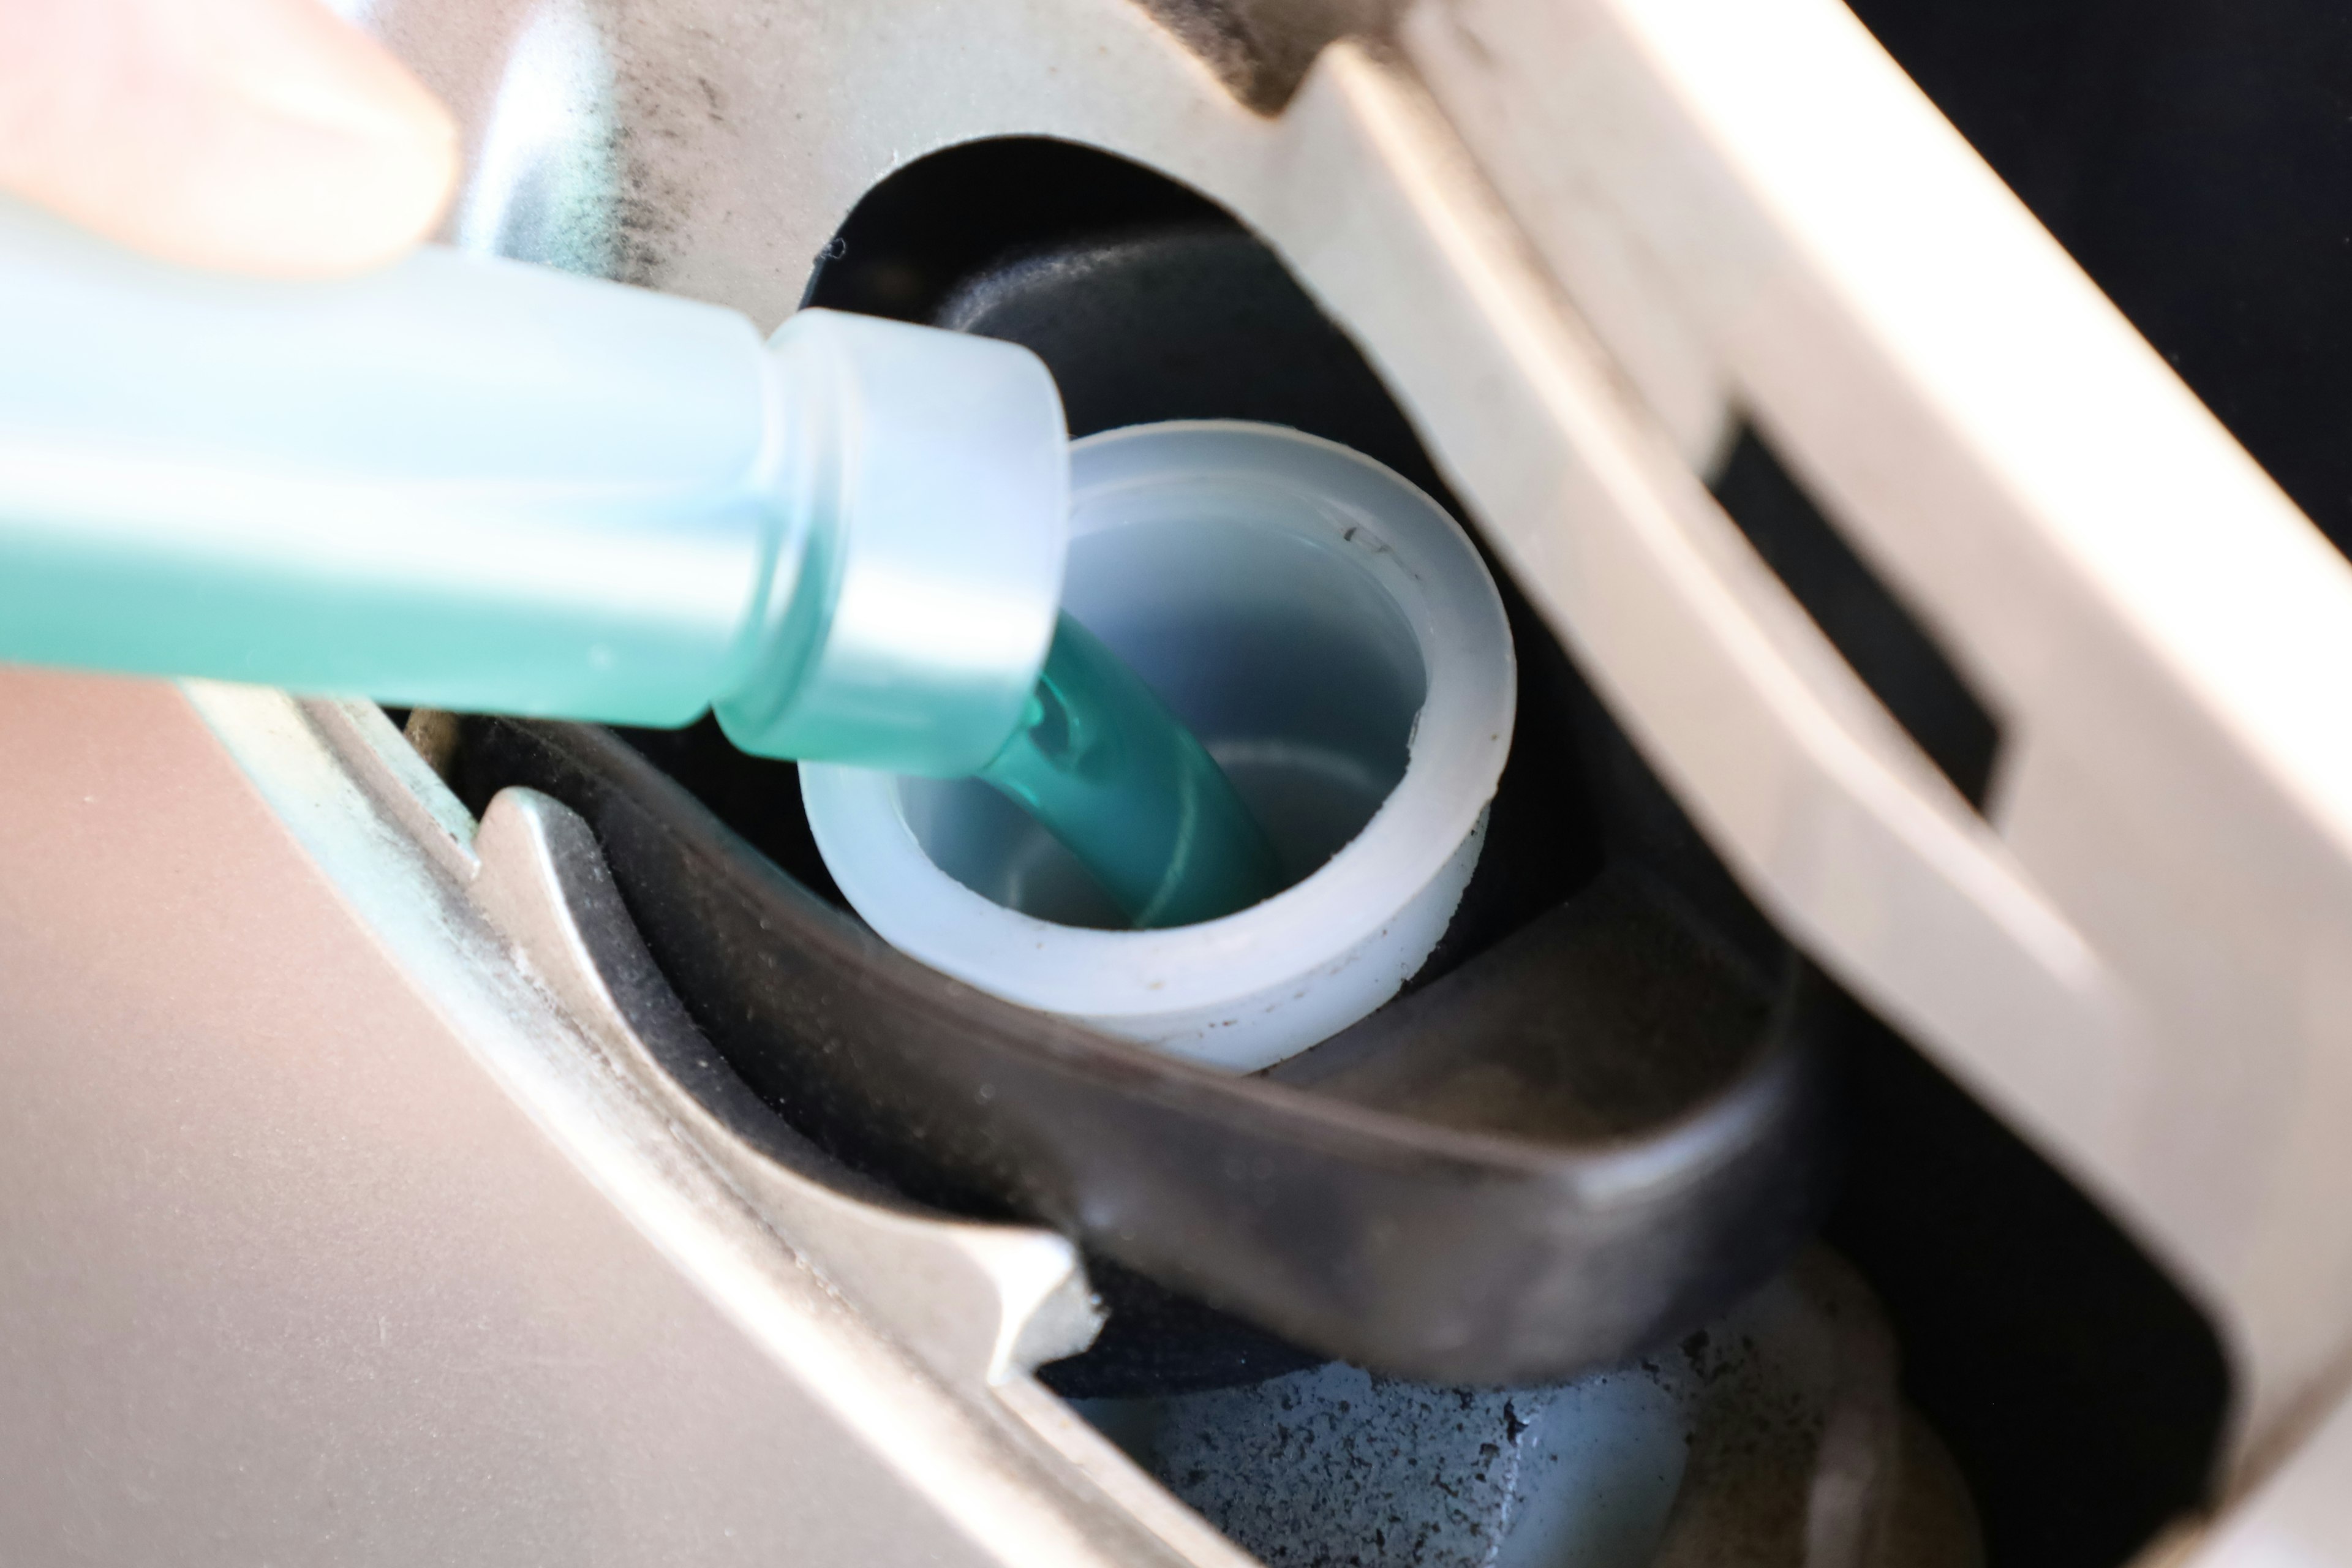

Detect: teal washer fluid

[0,200,1276,929]
[979,614,1283,929]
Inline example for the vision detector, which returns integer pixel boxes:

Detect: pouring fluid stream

[978,614,1284,929]
[0,202,1277,930]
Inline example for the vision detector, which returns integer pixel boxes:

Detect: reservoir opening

[800,418,1514,1068]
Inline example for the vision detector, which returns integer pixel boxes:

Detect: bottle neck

[710,309,1069,778]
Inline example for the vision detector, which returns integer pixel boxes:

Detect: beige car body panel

[7,0,2352,1558]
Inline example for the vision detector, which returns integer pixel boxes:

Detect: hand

[0,0,458,274]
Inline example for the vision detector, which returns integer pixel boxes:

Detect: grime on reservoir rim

[975,612,1284,929]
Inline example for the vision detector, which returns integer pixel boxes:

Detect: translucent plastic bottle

[0,198,1068,778]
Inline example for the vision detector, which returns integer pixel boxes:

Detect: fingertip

[192,0,465,274]
[0,0,464,276]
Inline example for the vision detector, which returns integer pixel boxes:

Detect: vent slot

[1713,425,2005,807]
